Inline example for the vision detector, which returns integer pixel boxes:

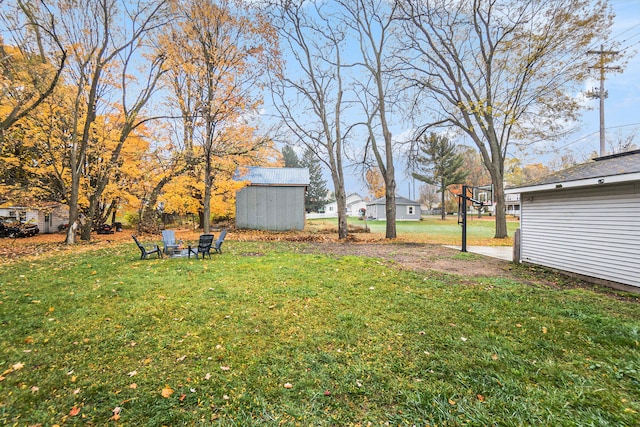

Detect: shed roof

[237,167,309,186]
[506,150,640,194]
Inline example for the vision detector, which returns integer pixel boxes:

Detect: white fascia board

[505,172,640,195]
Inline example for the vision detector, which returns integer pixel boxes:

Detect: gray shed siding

[236,186,306,231]
[520,183,640,288]
[366,197,421,220]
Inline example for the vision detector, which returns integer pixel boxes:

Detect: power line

[586,45,622,156]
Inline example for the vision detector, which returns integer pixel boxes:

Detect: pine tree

[282,145,301,167]
[412,133,468,220]
[300,147,328,213]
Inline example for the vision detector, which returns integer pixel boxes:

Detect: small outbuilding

[366,196,421,221]
[235,167,309,231]
[506,150,640,292]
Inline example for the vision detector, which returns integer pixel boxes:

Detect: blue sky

[278,1,640,198]
[567,0,640,160]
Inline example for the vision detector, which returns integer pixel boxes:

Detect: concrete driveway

[445,245,513,262]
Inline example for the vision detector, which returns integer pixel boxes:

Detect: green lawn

[308,215,521,245]
[1,241,639,426]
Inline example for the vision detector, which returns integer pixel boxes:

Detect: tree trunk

[385,180,396,239]
[65,168,80,244]
[203,175,212,234]
[440,188,446,220]
[81,198,96,241]
[334,184,348,239]
[493,180,508,238]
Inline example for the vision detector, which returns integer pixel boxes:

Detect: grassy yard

[1,240,639,426]
[307,215,521,246]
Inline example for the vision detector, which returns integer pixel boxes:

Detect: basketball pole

[461,185,468,252]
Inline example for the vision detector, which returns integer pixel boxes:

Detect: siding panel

[520,183,640,288]
[236,186,305,231]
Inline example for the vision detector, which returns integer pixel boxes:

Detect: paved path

[444,245,513,262]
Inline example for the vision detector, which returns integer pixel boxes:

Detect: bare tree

[268,0,354,239]
[398,0,614,238]
[340,0,401,238]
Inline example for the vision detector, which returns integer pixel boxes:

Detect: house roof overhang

[505,171,640,194]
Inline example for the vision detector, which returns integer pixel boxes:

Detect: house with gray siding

[365,196,421,221]
[235,167,309,231]
[506,150,640,292]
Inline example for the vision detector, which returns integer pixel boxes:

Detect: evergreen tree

[300,146,328,213]
[412,133,468,220]
[282,145,301,167]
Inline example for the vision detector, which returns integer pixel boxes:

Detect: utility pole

[587,45,621,157]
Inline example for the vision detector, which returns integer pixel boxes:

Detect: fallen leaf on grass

[161,386,174,398]
[12,362,24,371]
[491,354,499,361]
[283,383,293,389]
[110,407,122,421]
[542,327,548,334]
[477,394,485,402]
[220,366,230,371]
[129,383,137,389]
[179,394,186,402]
[31,386,39,393]
[448,399,456,405]
[69,406,81,416]
[205,373,212,380]
[127,370,137,377]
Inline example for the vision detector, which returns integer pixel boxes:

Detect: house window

[407,206,415,215]
[329,206,334,212]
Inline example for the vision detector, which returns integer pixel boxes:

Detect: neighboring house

[366,196,422,221]
[318,193,368,218]
[505,192,521,217]
[235,167,310,231]
[505,149,640,292]
[0,203,69,234]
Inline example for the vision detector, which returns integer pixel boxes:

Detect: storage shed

[235,167,309,231]
[365,196,421,221]
[506,150,640,292]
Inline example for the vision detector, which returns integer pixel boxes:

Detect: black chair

[132,235,162,259]
[213,229,227,254]
[188,234,214,259]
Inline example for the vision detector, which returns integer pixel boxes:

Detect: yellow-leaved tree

[0,2,66,141]
[159,0,280,233]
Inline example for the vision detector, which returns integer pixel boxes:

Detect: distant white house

[506,149,640,292]
[0,203,69,234]
[505,192,521,217]
[310,193,368,218]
